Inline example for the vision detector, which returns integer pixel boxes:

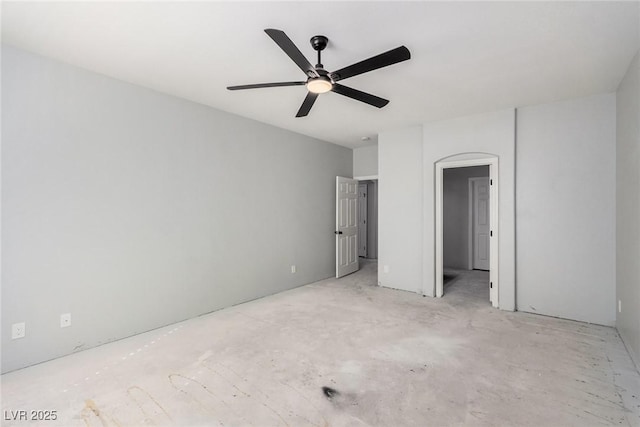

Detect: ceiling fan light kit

[307,76,332,94]
[227,29,411,117]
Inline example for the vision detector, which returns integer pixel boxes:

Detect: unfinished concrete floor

[2,260,639,426]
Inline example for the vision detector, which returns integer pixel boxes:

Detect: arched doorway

[435,154,499,307]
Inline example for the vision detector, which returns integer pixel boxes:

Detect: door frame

[435,157,499,307]
[355,177,378,260]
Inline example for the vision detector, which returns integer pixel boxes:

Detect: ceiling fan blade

[331,84,389,108]
[227,81,305,90]
[265,29,318,78]
[331,46,410,82]
[296,92,319,117]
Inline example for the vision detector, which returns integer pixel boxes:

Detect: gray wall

[616,50,640,368]
[379,100,617,326]
[353,145,378,177]
[516,93,616,326]
[1,46,352,373]
[443,166,489,269]
[378,127,423,292]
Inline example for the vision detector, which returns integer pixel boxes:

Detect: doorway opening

[442,166,490,302]
[335,176,377,278]
[435,156,499,307]
[357,180,378,259]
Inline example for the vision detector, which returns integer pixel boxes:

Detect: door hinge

[490,179,493,185]
[490,230,493,237]
[490,282,493,288]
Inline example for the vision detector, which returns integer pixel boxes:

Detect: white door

[336,177,359,278]
[358,183,368,258]
[472,177,490,270]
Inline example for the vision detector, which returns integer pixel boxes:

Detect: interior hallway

[443,268,491,306]
[2,261,639,426]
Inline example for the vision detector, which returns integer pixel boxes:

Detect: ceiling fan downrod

[310,35,328,69]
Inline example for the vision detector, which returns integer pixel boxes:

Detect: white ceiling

[2,1,639,148]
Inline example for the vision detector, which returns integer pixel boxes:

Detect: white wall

[1,46,352,373]
[517,93,616,326]
[616,50,640,367]
[378,127,423,292]
[423,110,516,309]
[353,145,378,177]
[443,166,489,269]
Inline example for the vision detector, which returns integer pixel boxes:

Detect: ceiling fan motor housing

[310,35,328,51]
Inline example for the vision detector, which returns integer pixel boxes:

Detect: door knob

[334,231,343,234]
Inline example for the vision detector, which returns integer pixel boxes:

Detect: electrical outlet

[383,265,389,273]
[60,313,71,328]
[291,265,296,274]
[11,322,25,339]
[618,300,622,313]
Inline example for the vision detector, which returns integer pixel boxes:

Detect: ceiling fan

[227,29,411,117]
